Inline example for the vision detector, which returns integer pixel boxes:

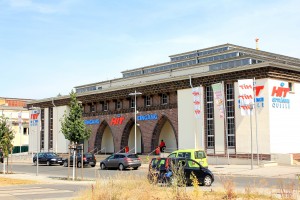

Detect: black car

[148,157,214,186]
[33,152,63,166]
[62,153,96,168]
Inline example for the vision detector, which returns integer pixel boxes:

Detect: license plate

[89,162,94,165]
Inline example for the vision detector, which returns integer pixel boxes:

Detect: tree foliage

[0,116,15,157]
[60,90,91,144]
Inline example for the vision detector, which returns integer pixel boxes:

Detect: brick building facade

[28,44,300,161]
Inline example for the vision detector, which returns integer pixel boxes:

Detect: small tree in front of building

[61,90,91,145]
[0,115,15,173]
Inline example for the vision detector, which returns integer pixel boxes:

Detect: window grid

[104,102,108,111]
[90,104,95,112]
[161,94,168,105]
[117,101,121,109]
[145,96,151,106]
[130,97,135,108]
[206,86,215,148]
[41,109,45,149]
[226,83,235,147]
[49,107,53,150]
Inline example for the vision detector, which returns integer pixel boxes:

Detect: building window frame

[130,97,135,108]
[161,93,168,105]
[226,83,235,148]
[90,104,95,112]
[206,85,215,149]
[145,95,151,106]
[116,100,122,110]
[104,102,108,111]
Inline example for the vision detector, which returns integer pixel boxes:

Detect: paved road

[1,162,300,199]
[0,184,83,200]
[7,162,146,179]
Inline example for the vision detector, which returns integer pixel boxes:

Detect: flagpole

[221,81,230,165]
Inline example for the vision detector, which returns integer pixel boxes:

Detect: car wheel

[77,162,82,168]
[203,175,212,186]
[100,163,106,170]
[46,161,51,166]
[119,163,124,171]
[33,160,37,166]
[133,167,138,170]
[63,161,68,167]
[91,164,95,167]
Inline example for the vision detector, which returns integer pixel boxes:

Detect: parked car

[33,152,63,166]
[62,153,96,168]
[100,153,141,170]
[148,157,214,186]
[168,149,208,168]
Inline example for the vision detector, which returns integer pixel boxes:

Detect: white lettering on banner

[192,87,201,119]
[238,79,254,116]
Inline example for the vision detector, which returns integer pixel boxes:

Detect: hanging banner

[192,87,201,119]
[30,110,40,126]
[212,83,224,118]
[238,79,254,116]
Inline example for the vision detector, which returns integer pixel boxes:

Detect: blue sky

[1,0,299,100]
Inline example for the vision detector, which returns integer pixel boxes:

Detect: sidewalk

[210,164,300,180]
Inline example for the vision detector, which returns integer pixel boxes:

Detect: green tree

[0,115,15,173]
[61,90,91,144]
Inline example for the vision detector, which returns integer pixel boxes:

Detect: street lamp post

[129,90,142,154]
[249,103,254,170]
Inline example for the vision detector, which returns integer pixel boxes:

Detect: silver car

[100,153,141,170]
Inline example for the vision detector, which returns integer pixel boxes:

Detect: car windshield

[46,153,58,157]
[194,151,206,159]
[177,152,191,158]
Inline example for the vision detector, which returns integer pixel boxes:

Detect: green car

[168,149,208,168]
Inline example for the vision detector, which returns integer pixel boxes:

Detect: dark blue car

[33,152,63,166]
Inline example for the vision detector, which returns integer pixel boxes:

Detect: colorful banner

[30,110,40,126]
[238,79,254,116]
[192,87,201,119]
[212,83,224,118]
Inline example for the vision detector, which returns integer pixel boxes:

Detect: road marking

[0,186,73,196]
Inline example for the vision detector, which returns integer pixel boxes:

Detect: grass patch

[74,173,281,200]
[0,177,39,186]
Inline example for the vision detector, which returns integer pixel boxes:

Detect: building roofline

[27,61,299,105]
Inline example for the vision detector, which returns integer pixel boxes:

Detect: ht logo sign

[271,82,290,109]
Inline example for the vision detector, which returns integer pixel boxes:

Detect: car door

[105,154,116,168]
[184,159,202,184]
[38,153,46,164]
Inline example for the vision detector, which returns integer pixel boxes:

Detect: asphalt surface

[1,156,300,199]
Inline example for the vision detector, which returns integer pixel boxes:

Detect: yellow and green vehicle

[168,149,208,168]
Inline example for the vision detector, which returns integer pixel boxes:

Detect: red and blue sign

[271,82,290,109]
[30,110,39,126]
